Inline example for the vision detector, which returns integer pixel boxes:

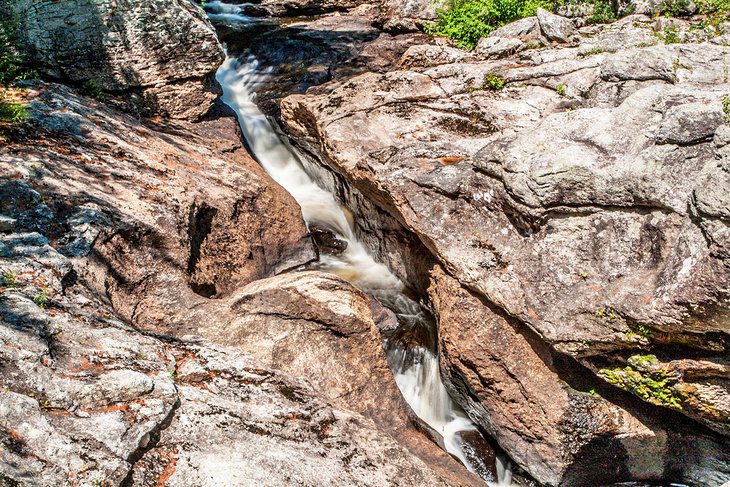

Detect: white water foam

[205,1,257,22]
[216,52,514,486]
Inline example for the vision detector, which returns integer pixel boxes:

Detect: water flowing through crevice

[211,6,514,484]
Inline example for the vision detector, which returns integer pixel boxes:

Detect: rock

[279,16,730,484]
[214,10,428,120]
[0,215,15,232]
[0,83,315,306]
[600,46,676,82]
[597,354,730,435]
[2,0,224,119]
[0,81,482,487]
[129,343,450,487]
[491,16,543,42]
[310,224,349,254]
[536,8,576,43]
[243,0,365,17]
[399,44,472,69]
[0,230,455,487]
[656,101,724,145]
[475,37,525,59]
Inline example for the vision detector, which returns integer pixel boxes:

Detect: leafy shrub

[696,0,730,25]
[588,0,635,24]
[0,15,36,86]
[0,94,27,124]
[82,79,105,100]
[662,26,681,43]
[34,288,49,308]
[484,73,506,89]
[426,0,555,50]
[659,0,691,16]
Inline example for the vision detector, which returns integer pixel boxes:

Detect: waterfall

[216,43,514,487]
[204,1,256,22]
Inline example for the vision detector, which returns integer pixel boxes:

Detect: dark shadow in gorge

[213,15,426,119]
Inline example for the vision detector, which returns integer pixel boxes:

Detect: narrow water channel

[211,7,514,485]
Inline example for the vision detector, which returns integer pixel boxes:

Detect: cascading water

[213,11,515,485]
[204,1,256,22]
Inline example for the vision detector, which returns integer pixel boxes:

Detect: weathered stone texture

[2,0,224,119]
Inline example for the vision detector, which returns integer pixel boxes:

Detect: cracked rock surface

[0,81,480,486]
[279,11,730,486]
[2,0,224,119]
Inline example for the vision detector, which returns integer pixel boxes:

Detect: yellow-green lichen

[599,357,683,410]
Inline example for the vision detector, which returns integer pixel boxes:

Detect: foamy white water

[205,1,257,22]
[216,51,514,486]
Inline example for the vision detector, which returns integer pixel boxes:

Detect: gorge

[1,0,729,486]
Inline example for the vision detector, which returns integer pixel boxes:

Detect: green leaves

[427,0,554,50]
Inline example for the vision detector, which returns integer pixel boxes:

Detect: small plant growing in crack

[484,74,505,91]
[556,83,566,96]
[0,271,17,287]
[34,288,49,308]
[723,94,730,123]
[595,306,617,320]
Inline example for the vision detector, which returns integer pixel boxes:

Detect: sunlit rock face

[2,0,224,119]
[280,12,730,485]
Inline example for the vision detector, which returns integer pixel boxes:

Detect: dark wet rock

[214,11,428,119]
[2,0,224,119]
[310,223,349,254]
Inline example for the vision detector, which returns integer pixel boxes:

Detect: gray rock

[476,37,525,58]
[491,16,543,42]
[536,8,576,43]
[2,0,224,119]
[656,101,724,145]
[0,215,15,232]
[600,46,676,82]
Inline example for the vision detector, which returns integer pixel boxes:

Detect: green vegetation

[425,0,554,50]
[696,0,730,26]
[0,272,17,287]
[484,73,506,90]
[427,0,639,50]
[625,322,653,342]
[723,94,730,123]
[578,46,606,57]
[595,306,617,320]
[662,26,681,44]
[33,288,49,308]
[556,83,566,96]
[659,0,690,16]
[0,15,36,86]
[82,79,104,100]
[0,94,27,124]
[599,355,683,410]
[588,0,635,24]
[0,14,35,134]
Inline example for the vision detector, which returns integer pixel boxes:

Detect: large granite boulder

[280,14,730,485]
[1,0,224,119]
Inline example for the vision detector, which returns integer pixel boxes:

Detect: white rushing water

[205,1,257,22]
[216,51,513,486]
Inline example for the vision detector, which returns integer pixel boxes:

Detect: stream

[210,5,514,485]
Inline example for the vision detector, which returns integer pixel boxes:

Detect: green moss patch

[599,355,684,410]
